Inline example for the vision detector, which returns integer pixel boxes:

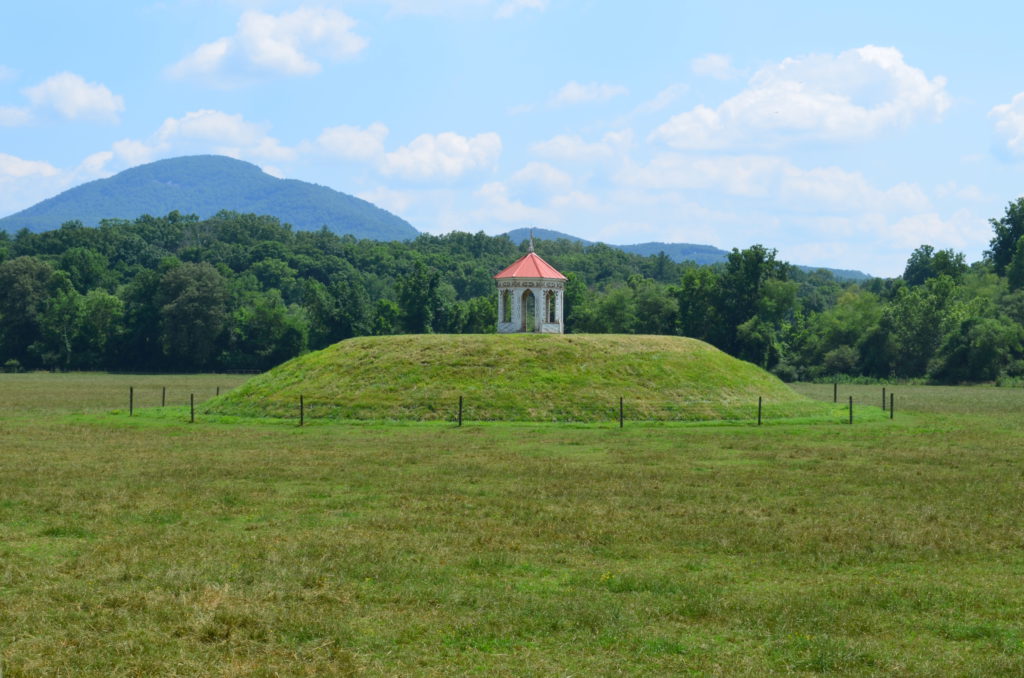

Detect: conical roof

[494,251,567,280]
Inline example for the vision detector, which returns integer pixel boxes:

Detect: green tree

[396,260,441,333]
[35,271,84,369]
[59,247,111,292]
[903,244,967,286]
[224,290,308,370]
[0,256,55,367]
[889,275,957,377]
[157,262,230,369]
[986,197,1024,274]
[672,266,720,342]
[78,289,125,368]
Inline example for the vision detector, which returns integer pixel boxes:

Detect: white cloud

[495,0,547,18]
[934,180,985,201]
[376,0,487,14]
[374,0,544,17]
[618,152,930,212]
[154,109,294,162]
[380,131,501,179]
[633,83,688,115]
[169,7,367,82]
[691,53,738,80]
[317,122,389,160]
[652,45,950,149]
[475,181,548,223]
[552,80,628,106]
[357,187,414,215]
[510,161,572,191]
[0,106,31,126]
[0,153,65,217]
[991,92,1024,156]
[23,72,124,122]
[111,138,157,167]
[550,190,599,210]
[0,65,16,81]
[878,209,984,250]
[531,129,632,161]
[0,153,60,179]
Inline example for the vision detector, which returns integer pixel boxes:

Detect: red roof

[494,252,567,280]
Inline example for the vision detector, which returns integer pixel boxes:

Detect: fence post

[458,395,463,427]
[882,387,886,411]
[216,386,220,396]
[190,393,195,423]
[162,386,166,407]
[129,386,134,417]
[890,393,894,419]
[849,395,853,424]
[758,396,762,426]
[619,397,624,428]
[833,382,837,403]
[300,395,304,427]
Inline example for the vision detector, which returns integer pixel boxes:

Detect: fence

[122,383,897,427]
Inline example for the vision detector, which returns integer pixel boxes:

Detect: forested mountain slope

[0,155,417,241]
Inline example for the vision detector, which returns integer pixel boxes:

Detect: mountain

[0,155,418,241]
[503,227,870,281]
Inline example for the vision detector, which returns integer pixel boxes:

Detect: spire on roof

[528,228,535,253]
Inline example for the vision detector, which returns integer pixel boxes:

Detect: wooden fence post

[190,393,195,423]
[300,395,304,427]
[849,395,853,424]
[129,386,133,417]
[882,387,886,411]
[162,386,166,407]
[458,395,463,427]
[619,397,624,428]
[833,382,838,403]
[890,393,894,420]
[758,396,762,426]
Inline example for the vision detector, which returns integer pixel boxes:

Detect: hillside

[0,155,418,240]
[206,333,830,422]
[504,227,870,281]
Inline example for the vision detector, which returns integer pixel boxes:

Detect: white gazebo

[494,238,567,333]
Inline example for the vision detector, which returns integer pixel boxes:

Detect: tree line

[2,199,1024,383]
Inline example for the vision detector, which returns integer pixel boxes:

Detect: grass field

[1,373,1023,676]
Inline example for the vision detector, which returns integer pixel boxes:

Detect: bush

[3,359,21,373]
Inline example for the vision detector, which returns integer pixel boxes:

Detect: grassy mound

[207,334,828,422]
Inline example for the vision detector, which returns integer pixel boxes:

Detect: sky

[2,1,1024,277]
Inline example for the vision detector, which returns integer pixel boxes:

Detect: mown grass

[208,334,831,422]
[0,373,1023,675]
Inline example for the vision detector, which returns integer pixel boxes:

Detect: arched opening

[501,289,512,323]
[546,290,557,324]
[521,289,536,332]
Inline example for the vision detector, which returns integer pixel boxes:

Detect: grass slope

[208,333,826,422]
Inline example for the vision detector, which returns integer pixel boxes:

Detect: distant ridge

[0,155,418,241]
[503,227,870,281]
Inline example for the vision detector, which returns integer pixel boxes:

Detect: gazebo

[494,237,567,333]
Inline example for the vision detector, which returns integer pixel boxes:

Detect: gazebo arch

[493,236,567,334]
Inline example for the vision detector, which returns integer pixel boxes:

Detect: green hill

[504,227,870,281]
[0,155,418,240]
[206,333,830,422]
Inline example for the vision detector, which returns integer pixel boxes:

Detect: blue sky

[2,1,1024,276]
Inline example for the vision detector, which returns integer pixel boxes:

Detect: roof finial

[529,227,535,253]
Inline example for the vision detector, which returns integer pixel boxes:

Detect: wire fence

[118,383,896,427]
